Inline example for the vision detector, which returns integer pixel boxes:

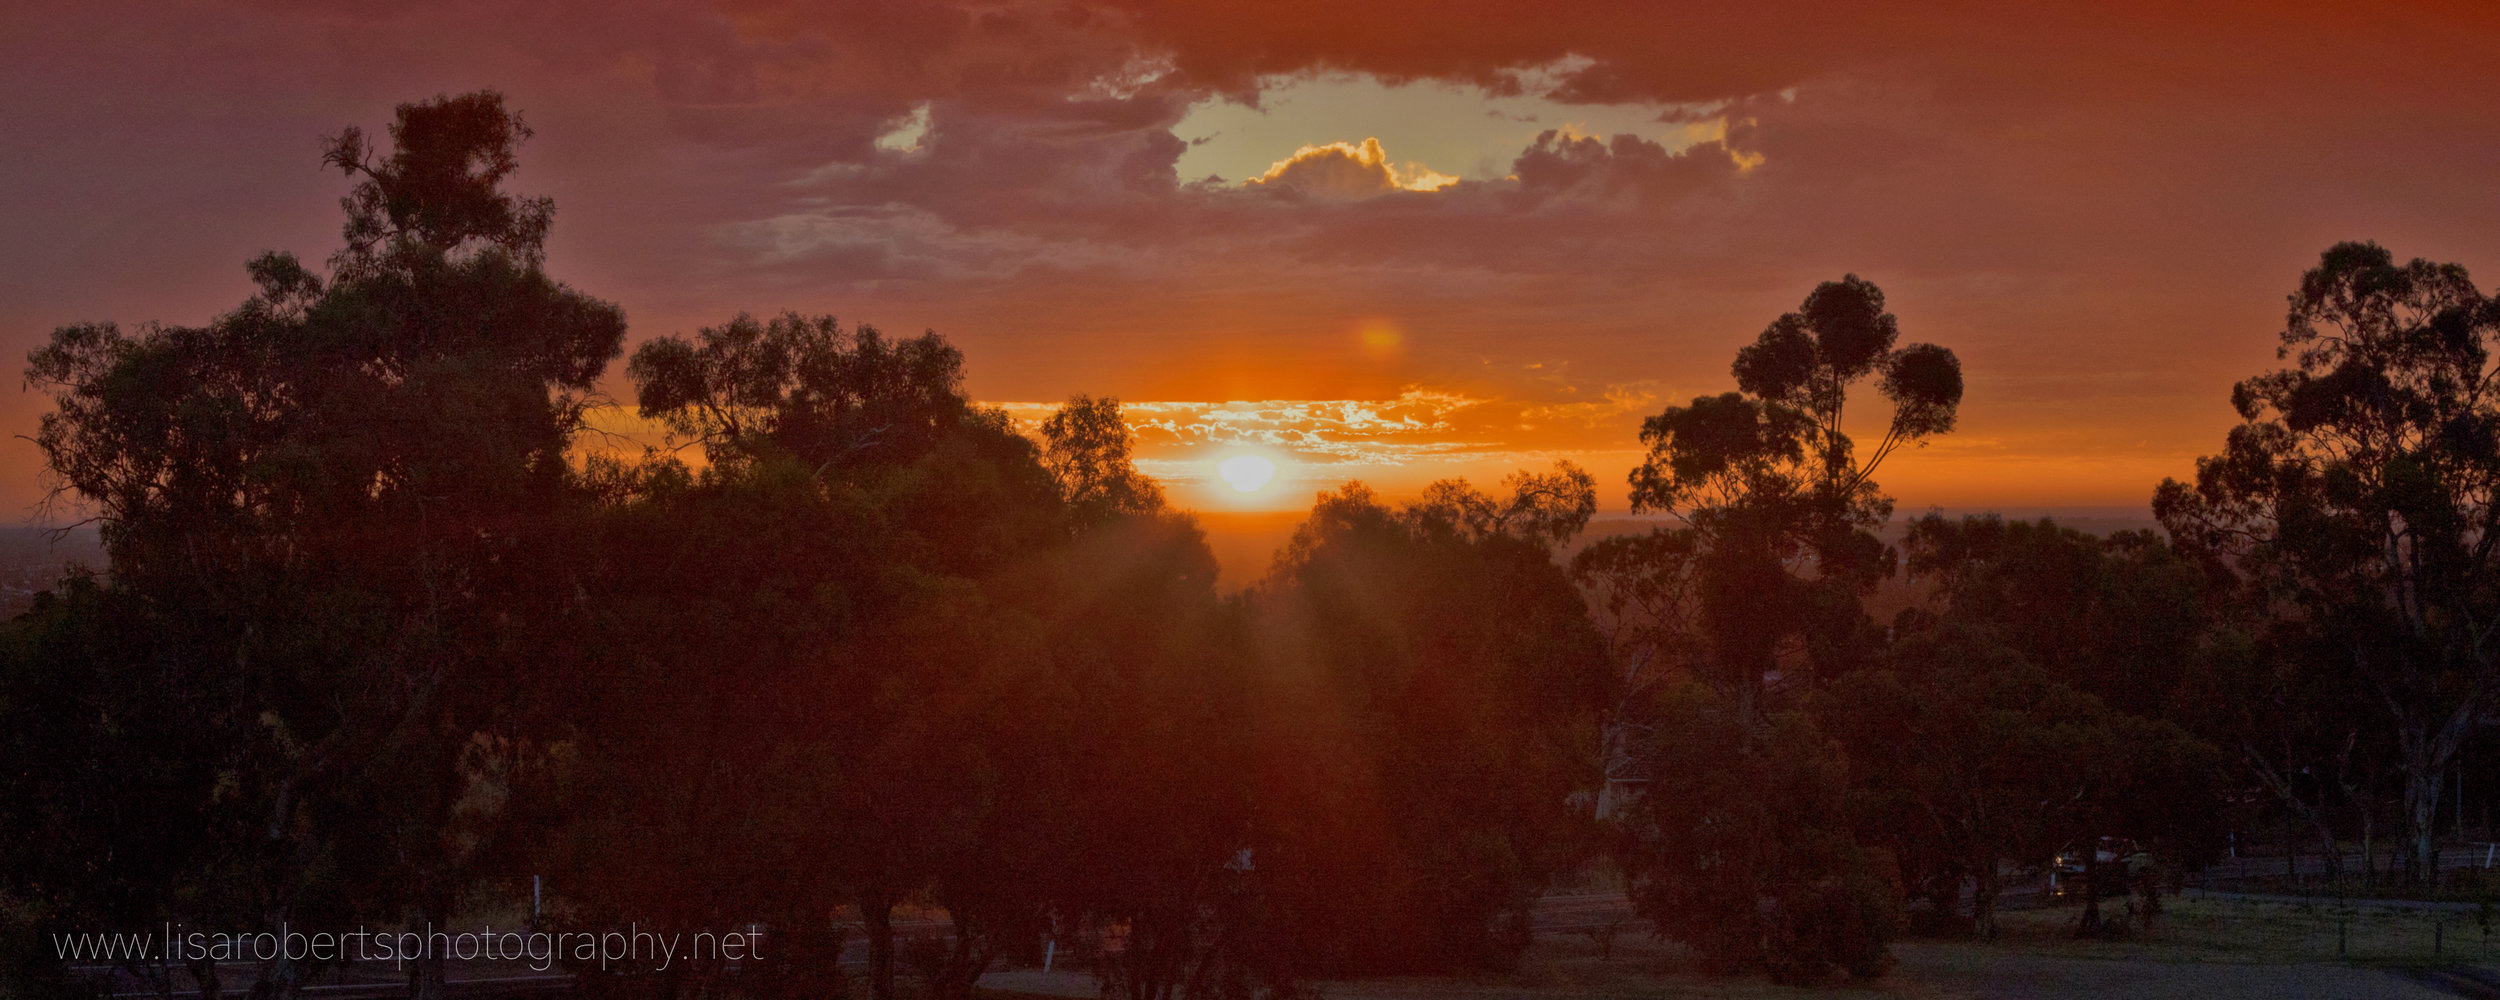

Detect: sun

[1217,454,1278,493]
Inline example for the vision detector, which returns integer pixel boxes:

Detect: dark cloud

[1508,129,1744,206]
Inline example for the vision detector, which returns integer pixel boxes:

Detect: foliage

[1820,622,2231,938]
[628,311,992,482]
[0,578,290,999]
[1041,394,1168,526]
[1898,514,2206,719]
[1625,275,1962,704]
[2157,240,2500,882]
[1622,681,1899,984]
[1588,277,1961,985]
[1404,462,1598,550]
[589,311,1070,1000]
[15,89,620,999]
[1248,478,1608,974]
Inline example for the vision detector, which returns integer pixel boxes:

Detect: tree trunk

[247,955,298,1000]
[249,902,301,1000]
[2363,810,2376,886]
[406,939,447,1000]
[408,897,448,1000]
[1971,861,1999,940]
[188,955,220,1000]
[2320,822,2342,886]
[2408,760,2443,888]
[862,887,897,1000]
[2074,853,2103,939]
[1737,659,1759,733]
[930,905,993,1000]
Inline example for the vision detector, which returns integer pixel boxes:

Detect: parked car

[2051,837,2152,898]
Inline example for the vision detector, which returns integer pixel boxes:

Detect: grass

[2199,869,2500,904]
[1321,897,2491,998]
[975,897,2500,1000]
[1968,895,2498,966]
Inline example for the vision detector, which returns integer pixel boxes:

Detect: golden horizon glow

[579,389,2183,518]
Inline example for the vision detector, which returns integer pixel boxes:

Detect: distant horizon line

[1185,503,2159,522]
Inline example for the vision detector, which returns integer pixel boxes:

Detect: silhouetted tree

[0,577,276,1000]
[1898,515,2206,721]
[1627,275,1962,718]
[1623,681,1898,983]
[2158,240,2500,883]
[1597,277,1956,983]
[1247,477,1606,974]
[1010,509,1274,1000]
[19,90,621,1000]
[1404,462,1598,550]
[1041,394,1167,526]
[629,311,991,483]
[2169,622,2391,881]
[542,455,875,998]
[615,311,1064,1000]
[1821,621,2230,939]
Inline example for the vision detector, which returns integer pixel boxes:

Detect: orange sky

[7,1,2500,526]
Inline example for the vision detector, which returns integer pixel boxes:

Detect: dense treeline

[4,90,2499,999]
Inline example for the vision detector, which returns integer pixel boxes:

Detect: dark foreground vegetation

[5,91,2500,999]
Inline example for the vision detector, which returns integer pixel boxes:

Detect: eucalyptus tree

[1249,476,1608,974]
[621,311,1067,1000]
[1404,461,1599,550]
[21,91,622,1000]
[1040,394,1166,526]
[1822,616,2230,940]
[1620,275,1962,717]
[2158,241,2500,883]
[1593,278,1956,981]
[1897,514,2206,721]
[1625,681,1897,982]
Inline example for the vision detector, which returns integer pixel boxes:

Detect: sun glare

[1217,454,1279,493]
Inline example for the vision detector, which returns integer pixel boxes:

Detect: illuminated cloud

[874,103,931,153]
[1171,67,1709,185]
[1002,389,1488,468]
[992,382,1711,510]
[1520,383,1662,428]
[1248,138,1459,198]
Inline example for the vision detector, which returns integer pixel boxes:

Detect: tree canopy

[2159,240,2500,883]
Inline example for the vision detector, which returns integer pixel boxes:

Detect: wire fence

[2110,894,2500,964]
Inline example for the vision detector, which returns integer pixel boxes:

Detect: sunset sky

[8,1,2500,533]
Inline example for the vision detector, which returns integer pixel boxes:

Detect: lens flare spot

[1218,454,1278,493]
[1358,319,1404,358]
